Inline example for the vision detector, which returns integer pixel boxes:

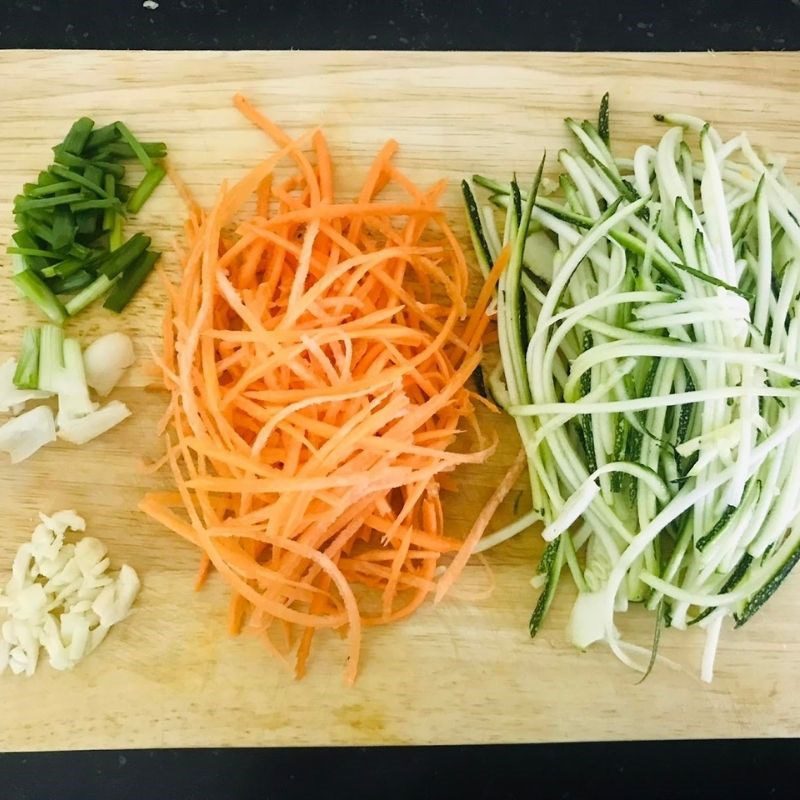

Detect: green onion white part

[0,328,135,462]
[464,97,800,682]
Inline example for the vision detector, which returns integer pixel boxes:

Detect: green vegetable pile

[464,95,800,681]
[10,117,166,322]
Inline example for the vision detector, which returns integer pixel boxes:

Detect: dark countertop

[2,0,800,51]
[2,2,800,798]
[5,740,800,799]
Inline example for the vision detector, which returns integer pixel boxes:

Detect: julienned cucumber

[465,96,800,683]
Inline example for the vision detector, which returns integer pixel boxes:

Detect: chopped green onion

[38,325,98,426]
[90,160,126,179]
[13,327,41,390]
[83,164,103,188]
[64,274,115,317]
[49,269,96,295]
[36,324,64,392]
[36,170,60,187]
[74,209,99,236]
[7,247,58,260]
[99,232,151,278]
[49,165,111,199]
[11,231,50,272]
[52,148,126,179]
[11,117,167,320]
[84,122,120,152]
[126,166,166,214]
[18,218,55,248]
[103,250,159,313]
[69,242,92,261]
[102,174,116,231]
[12,270,68,324]
[11,230,44,250]
[115,182,133,203]
[114,121,154,170]
[14,192,85,212]
[25,180,80,198]
[17,206,55,226]
[60,116,94,155]
[41,259,85,279]
[100,139,166,162]
[109,215,124,251]
[51,206,75,250]
[69,197,122,213]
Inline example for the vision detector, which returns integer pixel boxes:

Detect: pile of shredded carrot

[140,95,509,682]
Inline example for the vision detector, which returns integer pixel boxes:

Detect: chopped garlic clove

[0,510,140,676]
[88,625,110,654]
[90,557,111,578]
[12,620,40,676]
[9,544,35,594]
[68,599,93,615]
[92,565,140,628]
[41,626,71,671]
[117,565,140,604]
[61,612,91,663]
[77,579,109,601]
[39,510,85,537]
[39,614,68,670]
[30,524,60,562]
[9,647,31,675]
[74,537,108,574]
[45,578,84,612]
[2,620,15,643]
[41,553,80,584]
[13,584,48,622]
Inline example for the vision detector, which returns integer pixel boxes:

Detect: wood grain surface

[1,50,800,751]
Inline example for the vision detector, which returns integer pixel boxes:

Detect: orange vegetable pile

[140,95,502,682]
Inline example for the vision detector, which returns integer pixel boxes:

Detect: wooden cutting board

[1,50,800,751]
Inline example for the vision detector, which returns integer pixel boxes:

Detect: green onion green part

[8,115,168,320]
[103,250,160,313]
[60,116,94,155]
[126,166,166,214]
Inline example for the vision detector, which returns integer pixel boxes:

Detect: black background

[2,0,800,51]
[2,1,800,798]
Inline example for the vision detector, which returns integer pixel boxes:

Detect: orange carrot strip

[194,552,212,590]
[142,97,496,684]
[435,448,527,603]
